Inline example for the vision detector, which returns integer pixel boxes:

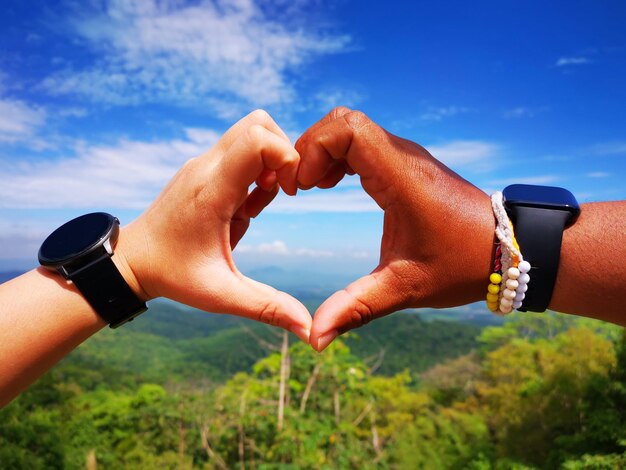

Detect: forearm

[0,110,313,405]
[550,201,626,325]
[0,269,104,407]
[0,229,143,408]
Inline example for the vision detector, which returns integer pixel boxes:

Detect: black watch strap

[69,255,147,328]
[510,206,571,312]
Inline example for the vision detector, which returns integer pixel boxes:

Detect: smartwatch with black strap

[502,184,581,312]
[39,212,147,328]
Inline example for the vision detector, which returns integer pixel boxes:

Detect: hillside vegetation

[1,304,625,469]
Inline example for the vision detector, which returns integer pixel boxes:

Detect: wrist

[112,225,153,303]
[468,191,498,302]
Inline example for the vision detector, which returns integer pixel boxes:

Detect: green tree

[0,373,67,469]
[467,327,617,468]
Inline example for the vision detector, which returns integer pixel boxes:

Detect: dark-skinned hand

[295,107,496,351]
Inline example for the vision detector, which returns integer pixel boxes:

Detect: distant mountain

[59,299,482,386]
[243,265,356,296]
[241,266,499,325]
[411,305,504,327]
[0,271,25,284]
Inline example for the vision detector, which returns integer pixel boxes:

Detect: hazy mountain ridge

[59,300,481,386]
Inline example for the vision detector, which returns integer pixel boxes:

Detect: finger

[229,185,279,249]
[310,267,409,352]
[245,185,279,219]
[316,162,347,189]
[296,133,335,187]
[310,111,378,178]
[211,272,312,342]
[295,110,369,187]
[256,169,278,191]
[219,125,300,198]
[213,109,291,154]
[295,107,353,187]
[296,110,396,208]
[230,210,250,250]
[296,106,353,145]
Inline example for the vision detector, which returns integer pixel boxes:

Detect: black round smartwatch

[39,213,147,328]
[502,184,581,313]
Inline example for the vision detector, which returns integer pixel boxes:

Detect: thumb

[310,266,409,351]
[209,271,312,342]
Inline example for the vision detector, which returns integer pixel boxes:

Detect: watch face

[39,212,118,266]
[503,184,580,214]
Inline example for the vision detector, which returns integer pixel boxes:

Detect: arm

[0,110,312,408]
[295,107,626,351]
[551,201,626,325]
[0,251,130,408]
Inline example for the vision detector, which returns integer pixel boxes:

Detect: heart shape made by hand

[247,107,495,351]
[123,108,493,353]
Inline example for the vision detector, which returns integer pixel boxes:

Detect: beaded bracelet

[486,244,502,313]
[487,192,532,315]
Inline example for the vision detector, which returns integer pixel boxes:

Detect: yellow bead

[489,273,502,284]
[487,301,499,311]
[488,283,500,294]
[486,293,499,302]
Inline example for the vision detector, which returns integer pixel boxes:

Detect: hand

[115,110,311,341]
[296,107,496,351]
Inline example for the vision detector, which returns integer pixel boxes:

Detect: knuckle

[182,157,197,170]
[294,135,309,155]
[257,300,279,326]
[249,109,272,124]
[285,148,299,165]
[330,106,352,118]
[343,289,375,329]
[354,296,375,326]
[246,124,267,144]
[343,110,371,131]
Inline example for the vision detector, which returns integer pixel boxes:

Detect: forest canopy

[1,309,625,469]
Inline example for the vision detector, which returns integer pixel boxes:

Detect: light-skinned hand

[115,110,312,341]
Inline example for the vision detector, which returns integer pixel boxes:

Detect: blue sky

[1,0,625,274]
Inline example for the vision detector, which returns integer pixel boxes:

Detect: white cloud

[56,107,88,118]
[542,154,571,162]
[0,219,50,259]
[587,172,610,178]
[592,141,626,156]
[313,89,365,112]
[268,187,380,213]
[42,0,350,114]
[0,128,220,209]
[236,240,334,257]
[425,140,498,170]
[556,56,591,67]
[480,175,561,197]
[0,129,375,214]
[419,106,469,122]
[0,98,46,143]
[487,175,559,187]
[503,106,547,119]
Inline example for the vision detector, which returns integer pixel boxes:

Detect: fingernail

[289,325,310,342]
[316,330,338,352]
